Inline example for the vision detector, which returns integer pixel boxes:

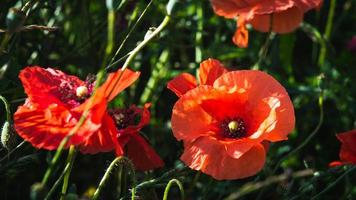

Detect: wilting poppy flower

[14,66,139,152]
[167,58,228,97]
[210,0,322,47]
[169,62,295,180]
[329,130,356,167]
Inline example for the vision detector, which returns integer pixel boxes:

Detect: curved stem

[92,157,136,200]
[163,179,185,200]
[60,145,77,200]
[311,166,356,199]
[106,13,172,99]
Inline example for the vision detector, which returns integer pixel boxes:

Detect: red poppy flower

[329,130,356,167]
[167,58,228,97]
[210,0,322,47]
[104,103,164,171]
[14,66,139,152]
[169,62,295,180]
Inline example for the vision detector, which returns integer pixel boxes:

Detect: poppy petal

[199,58,228,85]
[213,71,295,142]
[14,98,107,150]
[181,137,266,180]
[337,130,356,164]
[210,0,241,18]
[98,68,140,102]
[126,134,164,171]
[167,73,197,97]
[19,66,84,106]
[233,20,249,48]
[250,6,303,33]
[171,86,219,141]
[79,113,117,154]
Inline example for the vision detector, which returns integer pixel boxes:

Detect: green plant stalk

[139,50,169,105]
[108,0,153,69]
[252,14,274,70]
[195,2,203,63]
[44,158,72,200]
[60,145,77,200]
[106,14,172,99]
[311,166,356,199]
[317,0,336,67]
[41,3,115,185]
[163,179,185,200]
[92,157,136,200]
[272,90,324,174]
[0,95,11,122]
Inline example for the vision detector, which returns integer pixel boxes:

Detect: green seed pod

[1,121,18,150]
[6,8,26,33]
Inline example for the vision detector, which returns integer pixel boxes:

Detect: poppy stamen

[221,117,247,139]
[76,86,89,98]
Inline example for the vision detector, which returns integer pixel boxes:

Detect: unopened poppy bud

[30,182,47,200]
[6,8,26,33]
[76,86,88,98]
[1,121,17,150]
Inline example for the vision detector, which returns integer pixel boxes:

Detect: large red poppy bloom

[14,66,163,170]
[168,59,295,180]
[210,0,322,48]
[329,130,356,167]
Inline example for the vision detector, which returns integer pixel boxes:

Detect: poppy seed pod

[1,121,18,150]
[6,8,26,33]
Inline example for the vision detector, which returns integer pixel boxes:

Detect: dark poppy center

[220,117,247,139]
[57,76,95,107]
[109,108,137,129]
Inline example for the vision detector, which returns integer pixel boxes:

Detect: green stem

[163,179,184,200]
[134,166,187,191]
[252,14,274,70]
[60,145,77,200]
[44,154,73,200]
[272,88,324,174]
[92,157,136,200]
[195,1,203,63]
[0,95,11,122]
[311,166,356,199]
[317,0,336,67]
[106,14,172,99]
[41,3,116,186]
[108,0,153,68]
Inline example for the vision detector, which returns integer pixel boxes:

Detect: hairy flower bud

[1,121,18,150]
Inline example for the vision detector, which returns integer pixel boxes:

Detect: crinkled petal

[14,98,107,150]
[250,6,303,33]
[167,73,197,97]
[181,136,266,180]
[126,134,164,171]
[79,113,117,154]
[198,58,228,85]
[171,86,220,141]
[213,70,295,142]
[19,66,84,106]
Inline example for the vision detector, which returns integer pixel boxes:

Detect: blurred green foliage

[0,0,356,199]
